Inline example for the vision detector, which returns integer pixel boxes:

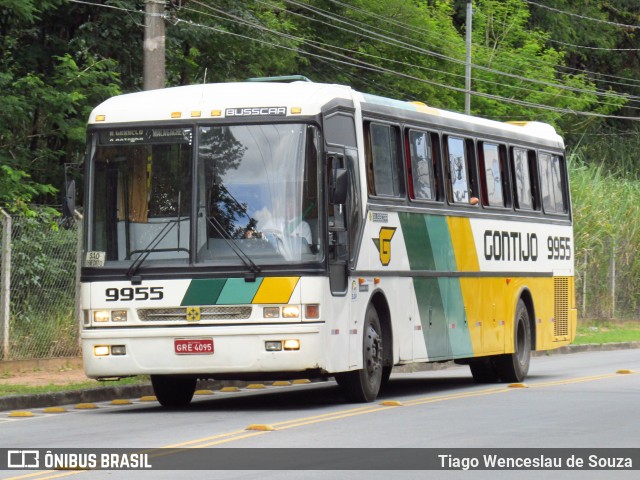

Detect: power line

[67,0,144,15]
[333,0,640,90]
[546,38,640,52]
[197,1,640,113]
[273,0,640,104]
[174,7,640,122]
[524,0,640,30]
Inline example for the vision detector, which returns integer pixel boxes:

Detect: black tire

[335,305,383,402]
[469,357,500,383]
[151,375,197,408]
[494,299,531,383]
[381,365,393,387]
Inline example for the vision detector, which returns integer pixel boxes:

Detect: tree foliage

[1,0,639,213]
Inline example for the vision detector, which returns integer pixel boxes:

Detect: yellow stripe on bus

[447,217,480,272]
[252,277,300,304]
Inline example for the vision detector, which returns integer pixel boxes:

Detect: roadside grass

[0,376,149,397]
[574,321,640,345]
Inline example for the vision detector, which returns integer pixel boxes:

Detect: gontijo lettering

[225,106,287,117]
[484,230,538,262]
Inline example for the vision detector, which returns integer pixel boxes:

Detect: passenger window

[512,147,535,211]
[446,136,472,204]
[479,142,505,207]
[407,129,436,201]
[539,152,567,214]
[366,123,402,197]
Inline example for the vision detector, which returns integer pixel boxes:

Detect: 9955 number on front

[105,286,164,302]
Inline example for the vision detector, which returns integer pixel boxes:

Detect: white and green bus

[81,77,576,407]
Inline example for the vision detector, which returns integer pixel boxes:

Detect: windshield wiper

[206,215,261,278]
[126,220,179,282]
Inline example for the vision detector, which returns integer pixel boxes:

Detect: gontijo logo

[373,227,397,266]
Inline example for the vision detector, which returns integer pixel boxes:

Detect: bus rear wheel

[469,357,500,383]
[335,304,383,402]
[151,375,197,407]
[494,299,531,383]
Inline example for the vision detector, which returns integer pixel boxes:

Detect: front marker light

[94,345,110,356]
[283,339,301,351]
[94,310,110,322]
[305,304,320,319]
[282,306,300,318]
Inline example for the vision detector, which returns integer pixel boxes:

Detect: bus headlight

[93,311,111,322]
[282,306,300,318]
[283,339,301,350]
[94,345,110,356]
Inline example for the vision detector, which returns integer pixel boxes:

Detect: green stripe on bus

[398,212,435,270]
[426,215,457,272]
[400,212,473,359]
[181,278,227,306]
[217,277,263,304]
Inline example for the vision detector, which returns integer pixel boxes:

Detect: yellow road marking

[4,470,86,480]
[3,370,634,480]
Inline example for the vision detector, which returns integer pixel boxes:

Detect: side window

[512,147,536,211]
[446,136,473,204]
[366,122,402,197]
[539,152,567,214]
[479,142,506,207]
[407,129,437,201]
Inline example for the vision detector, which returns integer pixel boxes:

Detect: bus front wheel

[335,304,383,402]
[494,299,531,383]
[151,375,197,407]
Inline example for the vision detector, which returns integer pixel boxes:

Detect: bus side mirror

[63,180,76,218]
[331,168,348,205]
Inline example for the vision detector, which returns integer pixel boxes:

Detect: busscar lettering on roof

[225,107,287,117]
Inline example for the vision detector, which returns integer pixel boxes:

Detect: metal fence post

[610,238,616,319]
[75,212,83,351]
[582,250,587,320]
[1,209,11,360]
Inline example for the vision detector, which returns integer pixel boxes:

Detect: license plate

[174,338,214,355]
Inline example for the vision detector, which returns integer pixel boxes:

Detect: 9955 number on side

[105,286,164,302]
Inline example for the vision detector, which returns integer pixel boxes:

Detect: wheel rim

[364,323,383,384]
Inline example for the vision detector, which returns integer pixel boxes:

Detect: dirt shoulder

[0,358,91,387]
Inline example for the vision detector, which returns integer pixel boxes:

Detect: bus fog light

[263,307,280,319]
[283,339,300,351]
[111,310,127,322]
[265,341,282,351]
[282,306,300,318]
[94,311,110,322]
[94,345,110,356]
[111,345,126,355]
[305,304,320,319]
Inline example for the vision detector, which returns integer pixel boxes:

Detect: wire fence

[1,210,81,361]
[0,209,638,361]
[576,237,640,321]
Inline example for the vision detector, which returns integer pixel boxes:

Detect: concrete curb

[1,342,638,412]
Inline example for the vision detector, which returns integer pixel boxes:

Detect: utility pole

[465,0,473,115]
[144,0,166,91]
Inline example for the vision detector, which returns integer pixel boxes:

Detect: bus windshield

[85,123,322,270]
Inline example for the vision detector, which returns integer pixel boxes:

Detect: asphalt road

[0,349,638,480]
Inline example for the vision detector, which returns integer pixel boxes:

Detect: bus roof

[89,80,563,146]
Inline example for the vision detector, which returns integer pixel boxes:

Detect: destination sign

[98,128,192,146]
